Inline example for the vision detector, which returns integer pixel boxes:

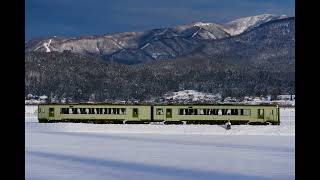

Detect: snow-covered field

[25,105,294,180]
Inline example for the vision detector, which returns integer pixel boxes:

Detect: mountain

[221,14,288,36]
[25,14,287,64]
[25,16,295,102]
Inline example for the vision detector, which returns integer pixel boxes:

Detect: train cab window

[157,108,164,115]
[133,108,139,118]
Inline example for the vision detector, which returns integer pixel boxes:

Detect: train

[38,103,280,125]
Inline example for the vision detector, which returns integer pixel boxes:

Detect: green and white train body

[38,104,280,125]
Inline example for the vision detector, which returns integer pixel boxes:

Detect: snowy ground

[25,106,294,180]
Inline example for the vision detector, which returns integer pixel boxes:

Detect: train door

[49,107,55,117]
[258,109,264,119]
[166,108,172,120]
[132,108,139,118]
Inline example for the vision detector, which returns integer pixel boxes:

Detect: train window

[199,109,204,115]
[157,108,164,115]
[133,108,139,117]
[89,108,95,114]
[222,109,228,115]
[204,109,208,115]
[80,108,87,114]
[194,109,198,115]
[60,108,69,114]
[231,109,239,115]
[72,108,78,114]
[240,109,244,115]
[202,109,207,115]
[218,109,222,115]
[120,108,126,115]
[179,109,184,115]
[226,109,231,115]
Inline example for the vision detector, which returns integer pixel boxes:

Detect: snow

[191,28,201,38]
[140,43,150,49]
[43,39,52,52]
[223,14,288,36]
[26,106,294,180]
[193,22,213,27]
[164,90,222,102]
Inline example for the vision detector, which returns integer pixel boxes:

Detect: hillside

[25,15,294,102]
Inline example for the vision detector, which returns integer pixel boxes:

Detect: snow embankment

[25,106,295,180]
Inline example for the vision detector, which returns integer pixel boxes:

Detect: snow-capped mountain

[25,14,291,64]
[25,16,294,102]
[221,14,288,36]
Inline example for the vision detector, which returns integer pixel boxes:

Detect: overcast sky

[25,0,295,41]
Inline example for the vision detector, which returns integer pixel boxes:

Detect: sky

[25,0,295,41]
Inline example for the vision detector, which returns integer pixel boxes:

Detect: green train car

[38,103,280,125]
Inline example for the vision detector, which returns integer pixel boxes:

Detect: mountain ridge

[25,14,290,64]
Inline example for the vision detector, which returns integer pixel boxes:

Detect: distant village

[25,90,295,107]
